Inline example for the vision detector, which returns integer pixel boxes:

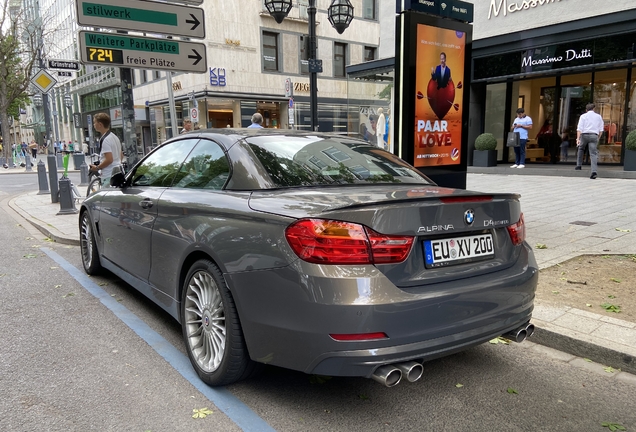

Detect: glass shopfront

[475,30,635,166]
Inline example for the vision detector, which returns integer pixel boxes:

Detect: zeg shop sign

[488,0,564,19]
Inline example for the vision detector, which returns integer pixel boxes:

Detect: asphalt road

[1,173,635,432]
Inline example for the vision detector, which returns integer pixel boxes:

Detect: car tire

[181,259,256,386]
[80,211,102,275]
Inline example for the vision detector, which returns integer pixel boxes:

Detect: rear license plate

[424,234,494,268]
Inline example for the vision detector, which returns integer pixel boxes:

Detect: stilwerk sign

[488,0,564,20]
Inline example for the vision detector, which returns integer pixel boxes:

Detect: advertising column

[395,1,473,189]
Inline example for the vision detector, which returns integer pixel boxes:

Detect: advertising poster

[414,24,466,167]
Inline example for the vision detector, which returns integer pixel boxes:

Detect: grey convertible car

[79,130,537,387]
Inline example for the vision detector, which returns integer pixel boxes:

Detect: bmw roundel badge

[464,209,475,225]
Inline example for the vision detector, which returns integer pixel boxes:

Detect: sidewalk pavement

[6,171,636,375]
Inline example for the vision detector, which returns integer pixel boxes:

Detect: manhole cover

[570,221,597,226]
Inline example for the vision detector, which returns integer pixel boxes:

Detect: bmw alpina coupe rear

[80,130,537,387]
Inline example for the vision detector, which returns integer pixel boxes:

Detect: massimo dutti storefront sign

[522,45,593,72]
[488,0,565,19]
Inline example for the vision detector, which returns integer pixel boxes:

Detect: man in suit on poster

[431,52,451,89]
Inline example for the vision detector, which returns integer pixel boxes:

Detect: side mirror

[110,165,126,188]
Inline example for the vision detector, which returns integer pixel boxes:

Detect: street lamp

[264,0,353,131]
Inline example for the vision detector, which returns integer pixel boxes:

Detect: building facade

[132,0,383,149]
[357,0,636,167]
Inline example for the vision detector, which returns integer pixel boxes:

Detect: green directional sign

[79,31,207,73]
[76,0,205,39]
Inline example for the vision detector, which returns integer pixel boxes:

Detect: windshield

[245,136,433,188]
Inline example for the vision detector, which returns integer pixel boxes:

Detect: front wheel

[80,211,101,275]
[181,259,256,386]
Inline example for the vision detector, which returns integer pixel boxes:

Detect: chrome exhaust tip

[525,323,535,338]
[395,361,424,383]
[371,365,402,387]
[502,327,528,343]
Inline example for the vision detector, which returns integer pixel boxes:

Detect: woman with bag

[510,108,533,168]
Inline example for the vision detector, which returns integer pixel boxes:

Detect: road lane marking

[41,247,275,432]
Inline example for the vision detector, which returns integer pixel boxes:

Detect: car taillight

[507,213,526,246]
[285,219,414,265]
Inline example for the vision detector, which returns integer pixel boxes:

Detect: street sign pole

[166,73,179,138]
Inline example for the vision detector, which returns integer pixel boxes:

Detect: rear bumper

[226,243,538,377]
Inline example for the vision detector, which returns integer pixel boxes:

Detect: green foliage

[474,133,497,151]
[378,83,393,100]
[625,129,636,151]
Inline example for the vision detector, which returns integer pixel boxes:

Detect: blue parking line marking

[42,248,275,432]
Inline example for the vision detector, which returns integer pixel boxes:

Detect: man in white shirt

[575,103,604,179]
[90,113,124,184]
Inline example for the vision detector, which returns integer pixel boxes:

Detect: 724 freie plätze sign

[78,31,207,74]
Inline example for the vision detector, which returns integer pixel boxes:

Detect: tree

[0,0,46,164]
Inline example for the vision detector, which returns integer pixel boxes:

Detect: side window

[172,140,230,190]
[131,139,199,187]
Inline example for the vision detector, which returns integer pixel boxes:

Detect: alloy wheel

[81,214,93,268]
[184,271,226,373]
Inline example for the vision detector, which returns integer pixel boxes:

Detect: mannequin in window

[376,108,386,149]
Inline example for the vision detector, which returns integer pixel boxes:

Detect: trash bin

[73,153,85,170]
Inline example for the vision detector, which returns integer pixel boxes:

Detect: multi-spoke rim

[80,214,93,268]
[184,271,226,373]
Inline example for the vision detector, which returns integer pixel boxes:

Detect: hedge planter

[625,149,636,171]
[473,150,497,167]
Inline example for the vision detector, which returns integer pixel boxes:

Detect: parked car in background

[79,130,538,387]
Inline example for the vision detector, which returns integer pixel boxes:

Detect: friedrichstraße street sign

[78,31,207,73]
[76,0,205,39]
[48,59,81,70]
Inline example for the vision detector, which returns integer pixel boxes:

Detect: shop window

[300,35,309,75]
[140,70,148,84]
[334,42,347,78]
[263,31,279,72]
[363,0,376,20]
[299,0,308,20]
[364,46,376,63]
[484,83,507,161]
[153,71,161,80]
[594,69,627,163]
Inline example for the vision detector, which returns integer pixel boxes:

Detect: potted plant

[472,133,498,167]
[624,130,636,171]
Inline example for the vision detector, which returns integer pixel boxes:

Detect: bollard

[79,161,89,186]
[37,160,50,194]
[56,153,63,168]
[57,177,78,215]
[25,154,32,172]
[47,154,59,204]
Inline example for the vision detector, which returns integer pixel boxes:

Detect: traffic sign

[31,69,57,93]
[48,59,81,70]
[79,31,207,73]
[284,78,293,97]
[58,71,73,77]
[190,108,199,123]
[76,0,205,39]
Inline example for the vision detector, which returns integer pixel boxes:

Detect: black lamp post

[264,0,353,131]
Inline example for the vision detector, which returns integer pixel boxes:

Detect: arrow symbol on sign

[186,14,200,31]
[188,49,202,65]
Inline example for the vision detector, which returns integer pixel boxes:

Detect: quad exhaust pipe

[371,361,424,387]
[502,322,535,343]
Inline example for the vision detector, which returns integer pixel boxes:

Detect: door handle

[139,199,153,209]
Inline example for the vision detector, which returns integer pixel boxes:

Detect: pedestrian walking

[28,140,38,160]
[510,108,533,168]
[575,103,604,179]
[90,112,124,185]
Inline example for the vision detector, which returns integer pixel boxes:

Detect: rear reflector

[285,219,414,265]
[330,332,388,341]
[440,195,493,203]
[507,213,526,246]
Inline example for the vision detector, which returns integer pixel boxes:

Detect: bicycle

[86,153,101,196]
[86,154,128,196]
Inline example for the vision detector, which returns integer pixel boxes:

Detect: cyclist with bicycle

[90,113,124,187]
